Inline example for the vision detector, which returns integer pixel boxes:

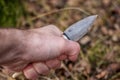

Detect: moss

[0,0,24,27]
[87,41,108,67]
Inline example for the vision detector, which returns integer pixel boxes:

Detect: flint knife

[12,15,97,78]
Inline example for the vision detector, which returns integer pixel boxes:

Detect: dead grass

[0,0,120,80]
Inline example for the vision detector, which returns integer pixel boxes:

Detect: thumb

[62,40,80,61]
[32,25,63,36]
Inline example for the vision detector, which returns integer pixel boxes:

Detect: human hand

[1,25,80,80]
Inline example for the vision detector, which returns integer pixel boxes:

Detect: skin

[0,25,80,80]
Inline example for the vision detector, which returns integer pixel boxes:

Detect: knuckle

[33,63,49,75]
[48,25,62,33]
[46,59,61,69]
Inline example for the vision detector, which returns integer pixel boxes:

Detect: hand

[2,25,80,80]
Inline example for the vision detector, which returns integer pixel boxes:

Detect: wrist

[0,29,26,65]
[0,29,25,48]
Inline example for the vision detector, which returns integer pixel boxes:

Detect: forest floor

[0,0,120,80]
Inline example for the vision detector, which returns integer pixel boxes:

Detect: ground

[0,0,120,80]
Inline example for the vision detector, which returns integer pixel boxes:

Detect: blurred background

[0,0,120,80]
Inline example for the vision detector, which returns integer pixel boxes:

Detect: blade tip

[89,15,98,23]
[92,15,98,19]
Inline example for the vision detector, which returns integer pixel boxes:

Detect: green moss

[87,41,108,67]
[0,0,24,27]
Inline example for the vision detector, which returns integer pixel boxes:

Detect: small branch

[27,7,90,24]
[61,62,78,80]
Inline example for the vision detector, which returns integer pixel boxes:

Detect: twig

[27,7,90,24]
[61,62,78,80]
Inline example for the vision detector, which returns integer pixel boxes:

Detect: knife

[12,15,97,78]
[63,15,97,41]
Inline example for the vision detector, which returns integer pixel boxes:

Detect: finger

[32,62,49,75]
[62,40,80,61]
[23,65,38,80]
[2,60,28,72]
[68,54,78,62]
[58,54,67,60]
[2,64,27,72]
[2,67,16,76]
[46,59,61,69]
